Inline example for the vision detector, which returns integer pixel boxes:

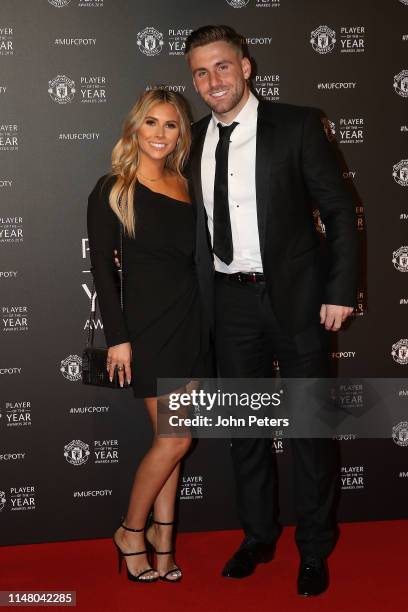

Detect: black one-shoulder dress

[87,175,208,398]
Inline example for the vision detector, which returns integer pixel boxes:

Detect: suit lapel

[190,116,210,215]
[255,101,276,257]
[190,116,212,259]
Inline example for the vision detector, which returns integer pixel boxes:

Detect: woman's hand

[106,342,132,387]
[114,249,121,269]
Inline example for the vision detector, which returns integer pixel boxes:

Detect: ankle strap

[121,522,144,532]
[152,518,174,526]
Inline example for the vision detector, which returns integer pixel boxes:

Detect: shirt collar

[211,90,259,130]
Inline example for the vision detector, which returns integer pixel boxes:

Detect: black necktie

[213,121,238,265]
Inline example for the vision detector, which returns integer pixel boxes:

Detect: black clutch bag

[82,226,129,389]
[82,346,127,388]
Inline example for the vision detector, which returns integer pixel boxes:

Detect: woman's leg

[147,390,193,579]
[113,394,191,579]
[148,462,183,579]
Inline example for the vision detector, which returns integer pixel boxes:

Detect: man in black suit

[184,25,357,596]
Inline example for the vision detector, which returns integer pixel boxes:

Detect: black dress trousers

[215,274,339,558]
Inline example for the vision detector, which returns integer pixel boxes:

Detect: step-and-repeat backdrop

[1,0,407,545]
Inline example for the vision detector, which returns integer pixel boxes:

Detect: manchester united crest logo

[392,422,408,446]
[60,355,82,381]
[392,246,408,272]
[137,27,164,56]
[310,26,336,54]
[392,160,408,186]
[226,0,250,7]
[64,440,90,465]
[391,339,408,365]
[394,70,408,98]
[321,117,336,142]
[48,75,76,104]
[48,0,71,6]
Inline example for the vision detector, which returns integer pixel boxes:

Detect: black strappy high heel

[146,518,182,582]
[113,522,158,583]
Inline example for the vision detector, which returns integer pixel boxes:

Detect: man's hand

[114,249,121,269]
[320,304,353,331]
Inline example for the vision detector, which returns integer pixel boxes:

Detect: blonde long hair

[108,89,192,237]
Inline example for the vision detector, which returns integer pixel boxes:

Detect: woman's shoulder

[87,175,120,225]
[164,173,190,203]
[89,173,116,200]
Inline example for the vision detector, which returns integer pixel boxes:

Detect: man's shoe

[221,541,275,579]
[297,555,329,596]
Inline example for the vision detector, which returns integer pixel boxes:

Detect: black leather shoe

[297,556,329,596]
[221,541,275,579]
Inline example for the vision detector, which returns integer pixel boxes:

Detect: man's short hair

[185,25,244,57]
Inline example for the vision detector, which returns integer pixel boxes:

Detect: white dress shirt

[201,91,263,273]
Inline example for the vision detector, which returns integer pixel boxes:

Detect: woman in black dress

[87,89,206,583]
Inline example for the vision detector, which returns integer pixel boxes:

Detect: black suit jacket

[188,99,358,349]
